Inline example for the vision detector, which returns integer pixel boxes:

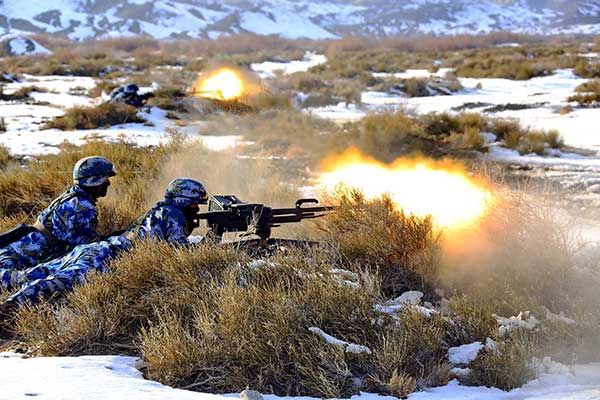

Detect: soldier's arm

[163,209,190,244]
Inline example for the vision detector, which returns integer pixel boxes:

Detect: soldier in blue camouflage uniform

[0,156,116,274]
[0,178,207,306]
[4,236,132,305]
[124,178,208,244]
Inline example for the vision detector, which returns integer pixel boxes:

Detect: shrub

[87,81,120,98]
[43,102,145,130]
[403,78,431,97]
[567,92,600,106]
[0,117,6,133]
[371,310,447,388]
[243,90,292,111]
[318,190,440,296]
[491,119,520,143]
[445,295,498,345]
[568,80,600,106]
[518,129,562,155]
[357,112,427,158]
[573,79,600,93]
[422,113,461,137]
[0,85,46,101]
[574,59,600,78]
[468,336,536,390]
[147,86,187,111]
[460,126,485,151]
[11,85,47,99]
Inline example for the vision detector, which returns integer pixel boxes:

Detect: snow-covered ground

[312,68,596,152]
[0,75,242,155]
[2,352,600,400]
[250,52,327,79]
[306,68,600,170]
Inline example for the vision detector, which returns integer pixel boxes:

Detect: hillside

[0,0,599,40]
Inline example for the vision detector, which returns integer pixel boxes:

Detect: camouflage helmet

[124,83,139,94]
[164,178,208,207]
[73,156,117,187]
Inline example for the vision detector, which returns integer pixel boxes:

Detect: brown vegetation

[568,79,600,106]
[0,140,177,231]
[43,102,145,130]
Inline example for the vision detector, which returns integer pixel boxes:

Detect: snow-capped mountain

[0,0,599,40]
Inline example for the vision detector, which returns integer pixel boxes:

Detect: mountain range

[0,0,599,40]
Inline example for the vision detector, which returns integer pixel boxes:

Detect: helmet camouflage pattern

[124,83,140,94]
[164,178,208,207]
[73,156,116,187]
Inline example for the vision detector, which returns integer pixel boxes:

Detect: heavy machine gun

[198,195,336,242]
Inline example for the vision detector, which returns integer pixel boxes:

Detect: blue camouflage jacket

[37,185,99,246]
[0,185,99,270]
[126,201,189,244]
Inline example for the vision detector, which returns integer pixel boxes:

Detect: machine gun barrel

[269,206,337,224]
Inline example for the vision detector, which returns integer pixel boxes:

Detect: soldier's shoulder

[155,204,185,219]
[56,194,97,215]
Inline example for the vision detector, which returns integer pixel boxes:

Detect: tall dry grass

[43,103,145,131]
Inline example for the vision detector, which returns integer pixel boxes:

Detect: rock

[240,389,264,400]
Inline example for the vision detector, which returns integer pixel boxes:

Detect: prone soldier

[109,83,154,107]
[124,178,208,243]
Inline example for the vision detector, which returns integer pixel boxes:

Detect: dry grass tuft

[445,294,498,345]
[468,336,536,390]
[518,129,562,155]
[0,145,10,171]
[147,86,187,111]
[317,190,440,296]
[568,79,600,106]
[43,102,145,130]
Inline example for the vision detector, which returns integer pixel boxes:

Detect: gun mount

[198,195,336,241]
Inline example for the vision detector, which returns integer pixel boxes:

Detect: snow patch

[1,34,51,56]
[495,312,540,337]
[251,52,327,79]
[448,342,484,365]
[374,291,437,317]
[308,327,372,354]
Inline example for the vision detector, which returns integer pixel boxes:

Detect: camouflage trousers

[5,237,130,305]
[0,231,53,273]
